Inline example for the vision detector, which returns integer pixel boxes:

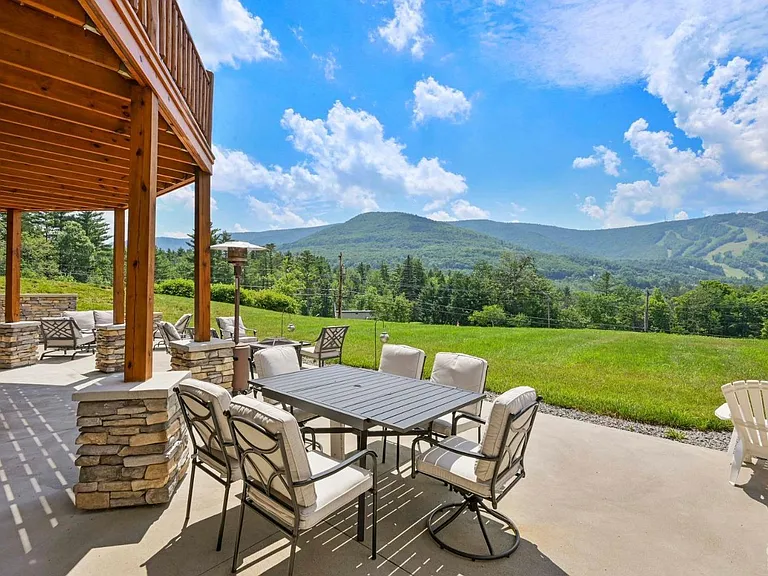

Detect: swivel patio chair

[227,395,378,576]
[300,325,349,367]
[377,344,426,467]
[412,386,540,560]
[720,380,768,485]
[216,316,258,342]
[429,352,488,442]
[174,379,240,552]
[39,317,95,359]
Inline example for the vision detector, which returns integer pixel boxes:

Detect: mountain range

[156,211,768,286]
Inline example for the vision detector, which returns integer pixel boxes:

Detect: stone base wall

[0,322,41,368]
[0,294,77,321]
[96,325,126,373]
[73,394,188,510]
[169,339,235,390]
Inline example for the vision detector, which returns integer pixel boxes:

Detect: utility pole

[337,252,343,320]
[644,288,650,332]
[546,294,551,328]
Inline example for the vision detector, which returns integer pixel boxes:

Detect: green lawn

[9,278,765,431]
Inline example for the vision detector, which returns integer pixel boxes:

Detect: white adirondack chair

[719,380,768,485]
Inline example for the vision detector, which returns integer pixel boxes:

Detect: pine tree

[74,212,110,250]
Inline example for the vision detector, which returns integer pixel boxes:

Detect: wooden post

[125,85,158,381]
[5,209,21,323]
[194,168,211,342]
[113,208,126,324]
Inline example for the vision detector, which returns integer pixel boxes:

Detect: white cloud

[232,223,250,233]
[248,198,328,229]
[312,53,339,81]
[510,202,527,214]
[161,231,190,239]
[426,210,457,222]
[177,0,280,70]
[451,199,489,219]
[158,185,218,212]
[572,145,621,176]
[674,210,689,221]
[210,102,467,216]
[413,77,472,124]
[378,0,431,59]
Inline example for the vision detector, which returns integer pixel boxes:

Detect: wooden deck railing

[129,0,213,140]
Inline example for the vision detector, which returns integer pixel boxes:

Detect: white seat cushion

[247,450,372,530]
[430,353,487,417]
[63,310,96,332]
[93,310,113,326]
[253,346,300,377]
[379,344,426,379]
[300,347,340,360]
[430,413,482,437]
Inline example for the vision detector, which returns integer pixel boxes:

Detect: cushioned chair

[720,380,768,485]
[412,386,541,560]
[158,321,183,350]
[377,344,426,466]
[251,347,318,425]
[174,379,240,552]
[62,310,97,334]
[300,325,349,367]
[227,395,378,575]
[429,353,488,442]
[39,317,95,359]
[216,316,258,341]
[93,310,114,326]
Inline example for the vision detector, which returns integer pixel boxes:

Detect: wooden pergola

[1,0,214,381]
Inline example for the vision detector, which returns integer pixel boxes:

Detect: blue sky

[157,0,768,237]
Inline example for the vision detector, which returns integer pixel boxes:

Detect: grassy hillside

[14,278,765,432]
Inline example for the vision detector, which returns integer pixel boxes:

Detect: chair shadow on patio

[739,459,768,508]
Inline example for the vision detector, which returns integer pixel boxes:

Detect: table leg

[357,430,368,542]
[330,420,345,460]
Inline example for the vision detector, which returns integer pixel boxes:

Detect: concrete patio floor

[0,352,766,576]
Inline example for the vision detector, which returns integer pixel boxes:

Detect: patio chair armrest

[451,412,485,435]
[411,433,496,462]
[294,449,378,486]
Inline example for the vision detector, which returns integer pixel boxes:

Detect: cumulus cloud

[427,199,489,221]
[413,77,472,124]
[378,0,431,59]
[426,210,457,222]
[674,210,689,221]
[572,145,621,176]
[158,186,218,212]
[248,198,328,229]
[312,53,339,81]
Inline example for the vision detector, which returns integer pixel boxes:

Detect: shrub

[509,313,531,327]
[210,283,236,304]
[156,278,194,298]
[249,290,300,314]
[469,305,508,327]
[157,279,300,314]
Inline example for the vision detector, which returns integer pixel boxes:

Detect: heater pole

[337,252,343,319]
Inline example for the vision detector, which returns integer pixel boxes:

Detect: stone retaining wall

[169,339,235,390]
[95,325,126,373]
[0,322,41,368]
[0,294,77,321]
[73,394,188,509]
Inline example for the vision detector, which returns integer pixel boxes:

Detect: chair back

[63,310,95,332]
[228,396,317,524]
[253,346,300,378]
[475,386,539,483]
[159,321,182,349]
[40,317,80,344]
[175,379,234,469]
[94,310,113,326]
[313,325,349,355]
[430,352,488,416]
[722,380,768,459]
[379,344,426,379]
[174,313,192,334]
[216,316,248,339]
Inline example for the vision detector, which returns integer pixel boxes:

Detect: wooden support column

[125,86,158,381]
[5,209,21,322]
[194,167,211,342]
[113,209,125,324]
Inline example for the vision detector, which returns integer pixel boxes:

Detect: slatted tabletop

[250,364,484,433]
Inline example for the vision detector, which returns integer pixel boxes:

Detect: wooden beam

[113,208,125,324]
[12,0,87,27]
[4,208,21,322]
[158,174,194,196]
[0,186,117,209]
[0,119,129,160]
[1,156,129,188]
[0,170,126,196]
[194,168,211,342]
[124,84,157,382]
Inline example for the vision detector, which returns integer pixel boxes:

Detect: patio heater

[373,318,389,370]
[210,241,267,394]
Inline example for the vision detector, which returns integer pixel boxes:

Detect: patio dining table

[249,364,485,541]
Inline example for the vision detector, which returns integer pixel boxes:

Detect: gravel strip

[485,392,732,452]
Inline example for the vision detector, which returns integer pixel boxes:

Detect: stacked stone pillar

[169,339,235,390]
[95,324,126,373]
[72,372,190,510]
[0,322,40,368]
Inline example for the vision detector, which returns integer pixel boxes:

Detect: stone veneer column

[168,338,235,390]
[95,324,126,373]
[72,372,191,510]
[0,321,40,368]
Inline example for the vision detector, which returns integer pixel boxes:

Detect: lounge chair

[300,325,349,367]
[251,346,319,425]
[226,395,378,575]
[412,386,541,560]
[174,379,240,552]
[158,321,185,350]
[720,380,768,485]
[154,313,192,349]
[39,317,95,359]
[216,316,257,341]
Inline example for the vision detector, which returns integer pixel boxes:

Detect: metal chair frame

[411,397,541,561]
[301,325,349,367]
[39,317,95,359]
[174,388,238,552]
[226,412,378,576]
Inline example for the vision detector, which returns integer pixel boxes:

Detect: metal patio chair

[216,316,257,341]
[429,352,489,442]
[412,386,541,560]
[39,317,95,359]
[720,380,768,485]
[300,325,349,367]
[227,395,378,576]
[174,379,240,552]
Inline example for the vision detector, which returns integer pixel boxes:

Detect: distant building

[340,310,375,320]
